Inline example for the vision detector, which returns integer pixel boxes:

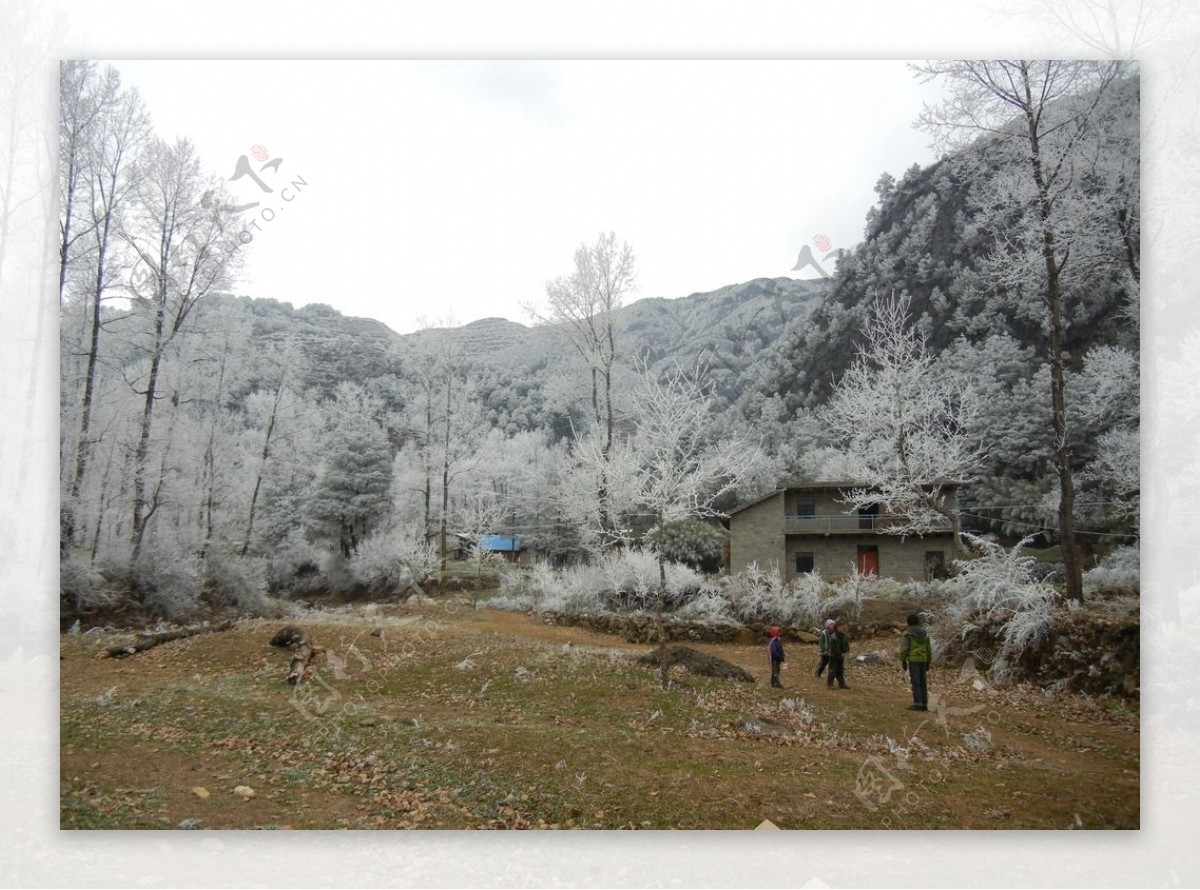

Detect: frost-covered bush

[894,579,957,603]
[823,568,890,623]
[320,551,356,592]
[266,532,324,594]
[351,526,438,591]
[675,579,736,622]
[204,552,270,614]
[540,563,608,613]
[1083,545,1139,593]
[596,550,704,612]
[715,565,829,627]
[134,546,203,619]
[491,561,561,611]
[489,550,705,615]
[60,557,115,614]
[947,534,1059,658]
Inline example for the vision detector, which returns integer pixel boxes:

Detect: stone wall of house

[785,535,954,582]
[784,488,857,516]
[728,492,784,575]
[730,485,959,583]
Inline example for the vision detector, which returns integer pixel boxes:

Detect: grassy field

[60,598,1139,830]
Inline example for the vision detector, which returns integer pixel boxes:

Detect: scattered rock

[269,626,307,649]
[190,786,210,798]
[233,785,256,800]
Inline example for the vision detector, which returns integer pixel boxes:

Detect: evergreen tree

[306,383,394,558]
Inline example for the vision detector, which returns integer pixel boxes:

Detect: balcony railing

[784,514,951,534]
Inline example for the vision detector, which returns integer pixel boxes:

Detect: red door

[857,545,879,577]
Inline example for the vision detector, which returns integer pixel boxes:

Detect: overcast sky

[107,59,945,334]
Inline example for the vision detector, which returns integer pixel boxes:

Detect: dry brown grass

[60,600,1138,829]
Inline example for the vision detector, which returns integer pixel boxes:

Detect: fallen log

[269,625,325,684]
[97,620,235,659]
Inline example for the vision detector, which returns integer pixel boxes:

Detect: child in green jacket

[899,613,933,710]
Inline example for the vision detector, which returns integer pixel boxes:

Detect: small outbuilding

[477,534,532,566]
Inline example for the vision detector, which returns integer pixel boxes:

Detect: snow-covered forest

[58,60,1140,624]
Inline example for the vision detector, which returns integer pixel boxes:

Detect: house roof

[479,534,523,552]
[727,489,785,516]
[729,480,964,516]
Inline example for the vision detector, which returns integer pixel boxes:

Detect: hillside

[399,275,824,376]
[225,275,826,419]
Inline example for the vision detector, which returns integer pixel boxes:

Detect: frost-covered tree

[239,339,302,555]
[822,294,985,554]
[534,231,636,542]
[1072,345,1139,532]
[121,136,244,561]
[59,62,150,551]
[915,60,1136,601]
[620,362,762,687]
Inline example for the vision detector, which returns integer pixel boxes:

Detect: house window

[796,501,815,518]
[795,552,815,574]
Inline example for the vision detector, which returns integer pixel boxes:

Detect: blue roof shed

[478,535,523,553]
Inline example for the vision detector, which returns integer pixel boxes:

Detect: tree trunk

[65,225,111,550]
[269,625,325,684]
[130,350,163,562]
[657,553,669,689]
[98,620,234,658]
[1024,107,1085,602]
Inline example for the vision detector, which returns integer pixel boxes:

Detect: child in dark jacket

[815,618,836,677]
[826,621,850,689]
[768,626,785,688]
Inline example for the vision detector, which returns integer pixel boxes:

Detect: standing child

[768,626,786,688]
[899,613,932,710]
[827,621,850,689]
[815,618,836,677]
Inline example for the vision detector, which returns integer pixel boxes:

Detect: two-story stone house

[727,482,959,582]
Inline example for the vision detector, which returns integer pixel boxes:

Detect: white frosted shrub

[676,579,735,622]
[1083,545,1139,593]
[135,545,203,620]
[716,565,831,626]
[351,526,438,591]
[204,552,270,614]
[490,550,705,615]
[266,531,324,591]
[949,534,1059,658]
[60,557,115,613]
